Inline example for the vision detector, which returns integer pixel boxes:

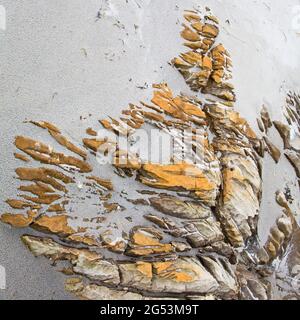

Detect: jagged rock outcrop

[1,8,299,301]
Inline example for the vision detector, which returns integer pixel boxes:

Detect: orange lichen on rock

[99,118,135,136]
[151,257,218,289]
[136,262,153,278]
[173,11,235,101]
[100,119,113,130]
[152,261,174,274]
[6,199,41,210]
[15,167,74,192]
[15,136,92,173]
[126,227,174,257]
[87,176,114,191]
[20,193,61,205]
[172,53,213,91]
[86,127,98,136]
[114,85,206,130]
[160,268,193,282]
[113,150,142,171]
[139,162,217,204]
[150,83,206,124]
[14,153,30,162]
[219,165,260,246]
[119,256,219,294]
[103,202,121,213]
[205,102,261,247]
[2,8,295,301]
[210,44,232,83]
[83,138,116,153]
[18,182,56,196]
[32,215,75,236]
[0,210,38,228]
[154,264,192,283]
[181,10,219,51]
[101,233,127,254]
[103,241,127,253]
[205,102,257,140]
[67,235,100,247]
[29,120,87,159]
[47,204,65,213]
[28,121,61,133]
[47,130,87,159]
[119,104,145,130]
